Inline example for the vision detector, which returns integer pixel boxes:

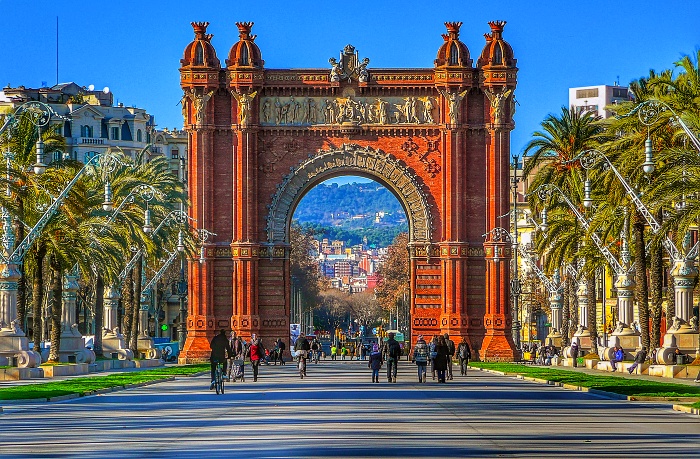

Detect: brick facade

[179,20,518,361]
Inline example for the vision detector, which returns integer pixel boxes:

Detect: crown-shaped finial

[236,22,254,40]
[488,20,506,38]
[191,22,209,38]
[444,22,463,39]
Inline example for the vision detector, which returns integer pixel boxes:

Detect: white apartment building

[568,84,632,119]
[0,82,186,173]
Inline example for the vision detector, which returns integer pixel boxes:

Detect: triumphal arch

[179,20,518,361]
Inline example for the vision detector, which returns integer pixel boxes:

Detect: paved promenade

[1,360,699,458]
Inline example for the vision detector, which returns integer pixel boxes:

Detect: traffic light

[161,324,169,332]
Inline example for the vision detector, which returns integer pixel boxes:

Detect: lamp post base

[0,334,41,368]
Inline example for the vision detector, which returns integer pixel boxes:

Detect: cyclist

[210,329,233,390]
[294,332,311,377]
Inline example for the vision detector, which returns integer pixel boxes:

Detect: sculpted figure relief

[258,95,440,126]
[439,89,468,124]
[484,86,513,124]
[232,90,257,126]
[192,90,214,125]
[358,57,370,82]
[329,58,342,82]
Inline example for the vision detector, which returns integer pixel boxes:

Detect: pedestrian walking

[341,345,348,360]
[249,334,265,382]
[628,346,647,374]
[384,332,402,383]
[277,338,286,365]
[429,336,438,380]
[457,337,471,375]
[368,343,383,383]
[444,333,455,380]
[412,335,429,383]
[434,335,449,383]
[570,341,579,368]
[331,344,337,360]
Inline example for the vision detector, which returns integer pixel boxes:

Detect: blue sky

[2,0,698,174]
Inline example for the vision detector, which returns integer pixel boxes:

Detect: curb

[470,366,635,401]
[673,404,700,416]
[1,375,179,412]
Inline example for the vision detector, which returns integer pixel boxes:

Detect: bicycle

[297,350,308,379]
[214,360,225,394]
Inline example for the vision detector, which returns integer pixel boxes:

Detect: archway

[178,20,519,362]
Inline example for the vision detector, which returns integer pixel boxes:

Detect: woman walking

[249,335,265,382]
[429,336,438,380]
[412,335,429,383]
[434,335,449,383]
[368,343,383,383]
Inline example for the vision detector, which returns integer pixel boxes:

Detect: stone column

[0,260,39,367]
[572,279,590,351]
[59,273,94,363]
[137,289,157,359]
[547,289,563,348]
[103,285,120,333]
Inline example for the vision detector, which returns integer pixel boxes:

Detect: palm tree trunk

[649,247,664,349]
[561,276,570,346]
[633,211,650,350]
[31,244,47,351]
[587,273,598,354]
[94,275,104,357]
[14,202,26,333]
[47,255,63,362]
[130,255,143,352]
[122,269,134,347]
[569,276,579,334]
[666,273,675,327]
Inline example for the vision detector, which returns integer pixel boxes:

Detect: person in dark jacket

[412,335,429,383]
[384,332,402,383]
[456,337,471,376]
[433,335,449,383]
[368,343,383,383]
[210,329,233,389]
[628,347,647,374]
[444,333,455,380]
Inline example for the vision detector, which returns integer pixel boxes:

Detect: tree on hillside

[290,223,322,311]
[374,233,409,313]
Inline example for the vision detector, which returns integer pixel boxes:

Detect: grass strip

[691,401,700,409]
[470,362,700,398]
[0,364,209,401]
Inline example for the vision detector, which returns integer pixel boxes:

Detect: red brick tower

[478,21,518,359]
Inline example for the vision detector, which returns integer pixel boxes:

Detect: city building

[0,82,186,176]
[568,84,632,119]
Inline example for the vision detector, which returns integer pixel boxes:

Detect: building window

[137,129,142,142]
[612,87,628,98]
[576,88,599,99]
[146,132,151,143]
[111,127,119,140]
[449,43,459,65]
[493,43,503,65]
[577,104,599,114]
[81,125,93,138]
[171,149,179,159]
[84,151,98,162]
[240,43,249,65]
[194,43,204,65]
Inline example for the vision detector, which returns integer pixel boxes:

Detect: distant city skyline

[1,0,697,158]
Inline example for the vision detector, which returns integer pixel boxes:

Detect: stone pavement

[1,359,699,458]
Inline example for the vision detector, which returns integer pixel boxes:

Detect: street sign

[544,322,552,327]
[372,328,377,335]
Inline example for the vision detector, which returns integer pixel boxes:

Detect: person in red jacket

[248,335,265,382]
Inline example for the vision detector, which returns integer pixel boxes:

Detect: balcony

[78,137,105,145]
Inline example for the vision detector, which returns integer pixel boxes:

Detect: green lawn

[690,401,700,409]
[469,362,700,398]
[0,364,208,401]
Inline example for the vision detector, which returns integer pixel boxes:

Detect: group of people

[209,330,290,387]
[411,334,471,383]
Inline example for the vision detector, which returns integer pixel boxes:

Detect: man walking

[570,341,579,368]
[457,337,471,376]
[385,332,402,383]
[444,333,455,380]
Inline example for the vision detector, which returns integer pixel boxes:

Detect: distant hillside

[293,182,408,247]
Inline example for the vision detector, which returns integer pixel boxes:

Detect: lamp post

[0,102,119,366]
[510,154,522,350]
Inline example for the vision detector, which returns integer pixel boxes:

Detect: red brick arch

[179,20,518,362]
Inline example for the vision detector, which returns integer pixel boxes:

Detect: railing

[78,137,105,145]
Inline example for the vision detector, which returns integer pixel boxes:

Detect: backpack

[446,339,455,356]
[414,343,428,363]
[459,343,471,359]
[387,340,401,359]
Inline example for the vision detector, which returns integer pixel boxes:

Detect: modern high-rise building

[568,84,632,119]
